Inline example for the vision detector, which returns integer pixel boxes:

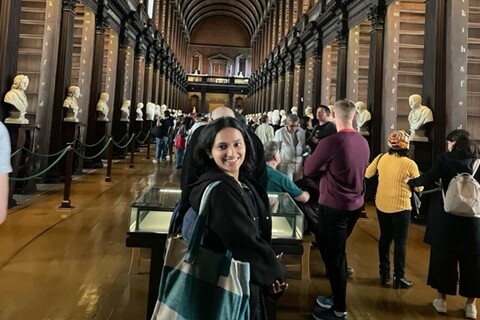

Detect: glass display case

[268,192,304,241]
[128,187,181,233]
[126,187,306,318]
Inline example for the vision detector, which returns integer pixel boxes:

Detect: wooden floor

[0,148,473,320]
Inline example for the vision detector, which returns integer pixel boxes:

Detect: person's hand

[269,280,288,294]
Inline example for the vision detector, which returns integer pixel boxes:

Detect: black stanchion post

[146,135,151,159]
[59,144,74,209]
[105,139,113,182]
[129,134,135,168]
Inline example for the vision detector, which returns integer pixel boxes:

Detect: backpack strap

[472,159,480,176]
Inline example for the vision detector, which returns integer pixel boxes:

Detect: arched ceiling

[176,0,268,40]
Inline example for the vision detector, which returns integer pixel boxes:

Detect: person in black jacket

[407,129,480,319]
[186,117,287,320]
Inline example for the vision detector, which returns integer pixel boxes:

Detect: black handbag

[150,125,162,138]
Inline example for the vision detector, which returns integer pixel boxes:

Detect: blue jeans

[175,148,185,167]
[155,136,168,160]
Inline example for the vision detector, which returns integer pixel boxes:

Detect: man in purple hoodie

[304,99,370,320]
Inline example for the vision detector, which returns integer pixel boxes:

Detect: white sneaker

[152,159,158,164]
[465,303,477,319]
[166,155,171,161]
[433,299,447,313]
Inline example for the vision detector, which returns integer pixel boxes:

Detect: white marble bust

[4,74,29,124]
[135,103,144,121]
[154,104,161,120]
[304,106,314,120]
[120,100,131,122]
[408,94,433,141]
[160,104,167,115]
[290,107,298,115]
[271,109,280,126]
[280,109,287,126]
[63,86,81,122]
[355,101,371,136]
[96,92,109,122]
[145,102,155,121]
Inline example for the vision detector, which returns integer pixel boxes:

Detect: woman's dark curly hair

[194,117,256,179]
[446,129,480,159]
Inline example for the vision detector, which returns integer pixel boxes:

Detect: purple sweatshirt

[304,130,370,211]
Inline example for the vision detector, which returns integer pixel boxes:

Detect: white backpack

[443,159,480,218]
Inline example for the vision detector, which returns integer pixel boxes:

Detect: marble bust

[145,102,155,121]
[290,107,298,115]
[120,100,131,122]
[135,103,144,121]
[304,106,314,120]
[96,92,109,122]
[63,86,81,122]
[154,104,161,120]
[271,109,280,126]
[280,109,287,126]
[408,94,433,141]
[4,74,29,124]
[355,101,371,136]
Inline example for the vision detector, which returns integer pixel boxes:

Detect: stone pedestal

[5,123,37,206]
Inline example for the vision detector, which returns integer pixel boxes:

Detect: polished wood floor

[0,148,473,319]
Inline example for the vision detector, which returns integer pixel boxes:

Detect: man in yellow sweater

[365,130,422,289]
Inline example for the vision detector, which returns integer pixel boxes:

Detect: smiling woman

[186,117,288,319]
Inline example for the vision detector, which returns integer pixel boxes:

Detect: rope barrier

[112,134,135,149]
[9,146,71,181]
[72,138,113,160]
[10,146,67,158]
[113,133,129,145]
[83,135,108,148]
[135,131,152,144]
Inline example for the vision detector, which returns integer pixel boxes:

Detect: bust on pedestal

[136,103,144,121]
[120,100,131,122]
[355,101,371,136]
[145,102,155,121]
[4,75,29,124]
[96,92,110,122]
[63,86,81,122]
[280,109,287,126]
[290,107,298,115]
[154,104,161,121]
[408,94,433,141]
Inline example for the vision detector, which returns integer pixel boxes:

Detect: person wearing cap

[365,129,422,290]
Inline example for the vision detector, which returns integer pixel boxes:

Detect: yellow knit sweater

[365,153,423,213]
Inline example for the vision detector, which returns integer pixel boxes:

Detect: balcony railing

[186,74,249,85]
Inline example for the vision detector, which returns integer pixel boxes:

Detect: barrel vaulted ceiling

[175,0,270,40]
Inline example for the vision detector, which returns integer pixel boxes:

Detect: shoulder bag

[152,181,250,320]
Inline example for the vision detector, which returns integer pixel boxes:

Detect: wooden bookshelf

[347,21,370,104]
[396,0,425,128]
[321,42,338,106]
[468,0,480,139]
[71,4,86,86]
[17,0,47,114]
